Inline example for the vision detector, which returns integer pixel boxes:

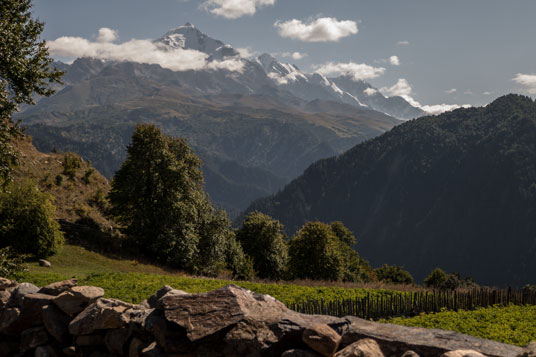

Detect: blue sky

[33,0,536,110]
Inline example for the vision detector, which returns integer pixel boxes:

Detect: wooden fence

[286,288,536,320]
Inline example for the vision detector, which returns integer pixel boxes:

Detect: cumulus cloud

[96,28,118,43]
[47,28,244,73]
[313,62,385,81]
[397,40,409,46]
[277,51,307,60]
[445,88,456,94]
[363,88,378,96]
[389,55,400,66]
[202,0,275,19]
[381,79,471,115]
[236,47,257,58]
[513,73,536,94]
[274,17,358,42]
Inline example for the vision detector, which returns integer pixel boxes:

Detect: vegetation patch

[382,305,536,347]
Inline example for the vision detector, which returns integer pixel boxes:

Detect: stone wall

[0,278,533,357]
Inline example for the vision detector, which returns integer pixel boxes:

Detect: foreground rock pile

[0,277,533,357]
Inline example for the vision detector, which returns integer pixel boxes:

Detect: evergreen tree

[109,124,232,275]
[0,0,62,188]
[236,211,288,280]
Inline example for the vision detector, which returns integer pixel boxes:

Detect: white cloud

[363,88,378,96]
[397,40,410,46]
[47,29,244,73]
[236,47,257,58]
[313,62,385,81]
[445,88,457,94]
[513,73,536,94]
[381,79,471,115]
[277,51,307,60]
[202,0,275,19]
[274,17,358,42]
[389,55,400,66]
[96,28,118,43]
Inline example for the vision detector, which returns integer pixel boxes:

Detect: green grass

[22,244,397,305]
[382,305,536,347]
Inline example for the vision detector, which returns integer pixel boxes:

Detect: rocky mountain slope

[245,95,536,286]
[17,24,404,217]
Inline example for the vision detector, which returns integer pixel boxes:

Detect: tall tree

[109,124,233,275]
[236,211,288,280]
[0,0,62,187]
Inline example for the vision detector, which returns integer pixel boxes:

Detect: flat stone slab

[342,316,524,357]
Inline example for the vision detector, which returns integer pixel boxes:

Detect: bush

[62,153,81,180]
[236,211,288,280]
[374,264,414,284]
[424,268,478,289]
[0,247,28,280]
[0,180,64,257]
[424,268,449,288]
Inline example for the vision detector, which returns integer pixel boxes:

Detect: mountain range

[245,94,536,286]
[18,23,415,216]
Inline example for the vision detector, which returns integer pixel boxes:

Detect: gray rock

[302,323,342,357]
[401,351,421,357]
[42,304,71,344]
[39,279,77,296]
[0,290,12,309]
[223,319,279,356]
[34,345,58,357]
[38,259,51,267]
[105,327,131,355]
[54,286,104,316]
[11,282,39,306]
[518,341,536,357]
[75,334,105,346]
[20,326,48,352]
[147,285,188,309]
[342,316,524,357]
[69,298,133,335]
[336,338,385,357]
[10,293,55,333]
[0,307,20,334]
[0,277,17,290]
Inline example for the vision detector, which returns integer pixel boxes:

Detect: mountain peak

[158,23,224,55]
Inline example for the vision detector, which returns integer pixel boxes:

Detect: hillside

[245,94,536,286]
[11,136,113,229]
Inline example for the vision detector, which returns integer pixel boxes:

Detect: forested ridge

[246,94,536,286]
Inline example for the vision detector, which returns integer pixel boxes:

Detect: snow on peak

[157,23,225,55]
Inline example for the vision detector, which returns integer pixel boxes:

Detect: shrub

[0,247,28,280]
[424,268,449,288]
[0,180,64,257]
[62,153,81,180]
[374,264,414,284]
[82,168,95,184]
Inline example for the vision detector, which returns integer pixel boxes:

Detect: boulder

[335,338,384,357]
[401,351,421,357]
[0,290,12,308]
[302,324,342,357]
[20,326,48,352]
[54,286,104,316]
[441,350,485,357]
[34,345,58,357]
[147,285,188,309]
[223,319,279,356]
[69,298,133,335]
[0,307,20,333]
[105,327,131,355]
[342,316,524,357]
[75,334,105,347]
[282,350,324,357]
[0,277,17,290]
[10,282,39,306]
[9,293,56,333]
[42,304,71,344]
[518,342,536,357]
[162,284,348,344]
[38,259,52,267]
[39,279,77,296]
